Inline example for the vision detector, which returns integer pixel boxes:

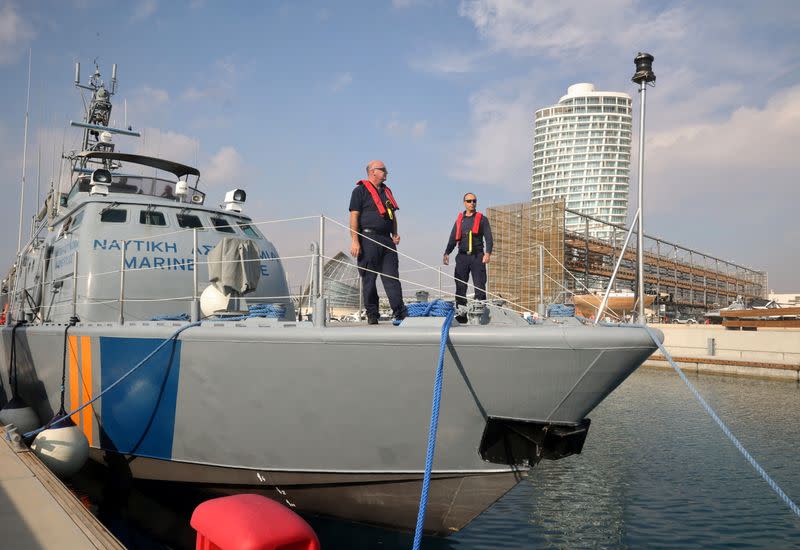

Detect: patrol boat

[0,62,661,535]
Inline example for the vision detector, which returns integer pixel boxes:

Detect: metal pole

[636,79,646,322]
[584,217,590,290]
[631,52,655,321]
[538,244,545,317]
[438,268,442,299]
[17,49,32,257]
[119,241,126,324]
[191,228,200,322]
[318,215,325,299]
[358,275,364,322]
[311,242,325,327]
[71,251,78,320]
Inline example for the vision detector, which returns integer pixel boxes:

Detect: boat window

[237,223,261,238]
[57,216,73,240]
[140,210,167,226]
[71,210,85,231]
[100,209,127,223]
[210,217,236,233]
[177,213,204,229]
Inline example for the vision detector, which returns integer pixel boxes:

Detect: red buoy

[191,494,320,550]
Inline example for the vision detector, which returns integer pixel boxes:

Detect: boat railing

[4,214,623,325]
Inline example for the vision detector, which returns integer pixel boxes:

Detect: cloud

[383,116,428,139]
[410,49,481,74]
[448,88,534,189]
[647,85,800,201]
[202,146,243,187]
[0,3,35,64]
[135,127,199,166]
[181,57,241,101]
[457,0,687,58]
[392,0,425,7]
[131,0,157,22]
[331,72,352,92]
[123,86,170,125]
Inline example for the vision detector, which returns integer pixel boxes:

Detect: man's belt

[362,228,390,236]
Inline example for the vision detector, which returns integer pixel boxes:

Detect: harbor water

[89,367,800,549]
[307,367,800,549]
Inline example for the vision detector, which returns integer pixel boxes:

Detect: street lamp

[631,52,656,323]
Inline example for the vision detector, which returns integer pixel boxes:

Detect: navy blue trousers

[454,252,487,307]
[358,235,406,318]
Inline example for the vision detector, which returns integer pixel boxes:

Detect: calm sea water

[91,368,800,549]
[303,368,800,549]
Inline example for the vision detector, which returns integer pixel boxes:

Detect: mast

[16,49,32,257]
[68,62,139,178]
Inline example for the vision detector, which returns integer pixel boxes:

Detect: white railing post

[119,241,126,324]
[72,251,79,321]
[538,244,546,317]
[191,228,200,322]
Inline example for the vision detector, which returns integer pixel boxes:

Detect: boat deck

[0,426,124,549]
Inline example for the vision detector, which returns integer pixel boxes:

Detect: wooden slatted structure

[487,200,565,312]
[487,201,767,314]
[720,307,800,329]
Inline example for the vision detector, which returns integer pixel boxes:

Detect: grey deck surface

[0,426,124,550]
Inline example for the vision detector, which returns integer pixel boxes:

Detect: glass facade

[531,83,632,241]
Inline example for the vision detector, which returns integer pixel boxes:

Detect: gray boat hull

[0,319,660,534]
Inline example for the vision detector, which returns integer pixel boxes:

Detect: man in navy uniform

[349,160,407,325]
[443,193,493,322]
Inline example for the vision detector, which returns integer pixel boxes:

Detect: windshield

[67,174,205,204]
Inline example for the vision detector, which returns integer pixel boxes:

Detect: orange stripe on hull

[68,335,80,425]
[80,336,93,446]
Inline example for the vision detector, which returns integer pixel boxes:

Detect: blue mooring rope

[23,322,201,439]
[547,303,576,317]
[644,325,800,518]
[150,303,287,322]
[412,307,456,550]
[212,303,286,321]
[396,299,455,326]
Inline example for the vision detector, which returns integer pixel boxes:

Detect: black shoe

[367,316,379,325]
[455,315,468,324]
[395,311,407,322]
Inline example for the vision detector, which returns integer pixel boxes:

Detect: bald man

[349,160,407,325]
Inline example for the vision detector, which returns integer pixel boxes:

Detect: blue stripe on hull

[99,337,182,459]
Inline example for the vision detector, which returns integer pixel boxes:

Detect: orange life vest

[455,212,483,254]
[356,180,398,219]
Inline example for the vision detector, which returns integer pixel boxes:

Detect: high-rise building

[531,83,632,240]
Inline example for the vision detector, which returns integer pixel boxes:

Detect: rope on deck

[412,308,456,549]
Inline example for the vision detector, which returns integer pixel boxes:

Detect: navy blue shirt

[444,212,493,255]
[349,183,397,235]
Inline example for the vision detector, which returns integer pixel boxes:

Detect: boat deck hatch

[478,418,591,466]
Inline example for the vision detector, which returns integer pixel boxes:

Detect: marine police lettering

[92,239,275,276]
[124,256,195,271]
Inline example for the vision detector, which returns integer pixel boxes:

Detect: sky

[0,0,798,295]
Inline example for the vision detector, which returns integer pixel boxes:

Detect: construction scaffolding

[488,202,767,317]
[487,201,565,312]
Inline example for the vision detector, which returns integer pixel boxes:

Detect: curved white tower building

[532,83,632,240]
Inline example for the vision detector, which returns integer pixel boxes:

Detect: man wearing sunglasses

[443,193,493,322]
[349,160,407,325]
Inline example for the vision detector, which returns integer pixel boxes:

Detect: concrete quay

[642,324,800,381]
[0,426,124,549]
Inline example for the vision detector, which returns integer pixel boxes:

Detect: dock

[0,425,124,549]
[643,324,800,381]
